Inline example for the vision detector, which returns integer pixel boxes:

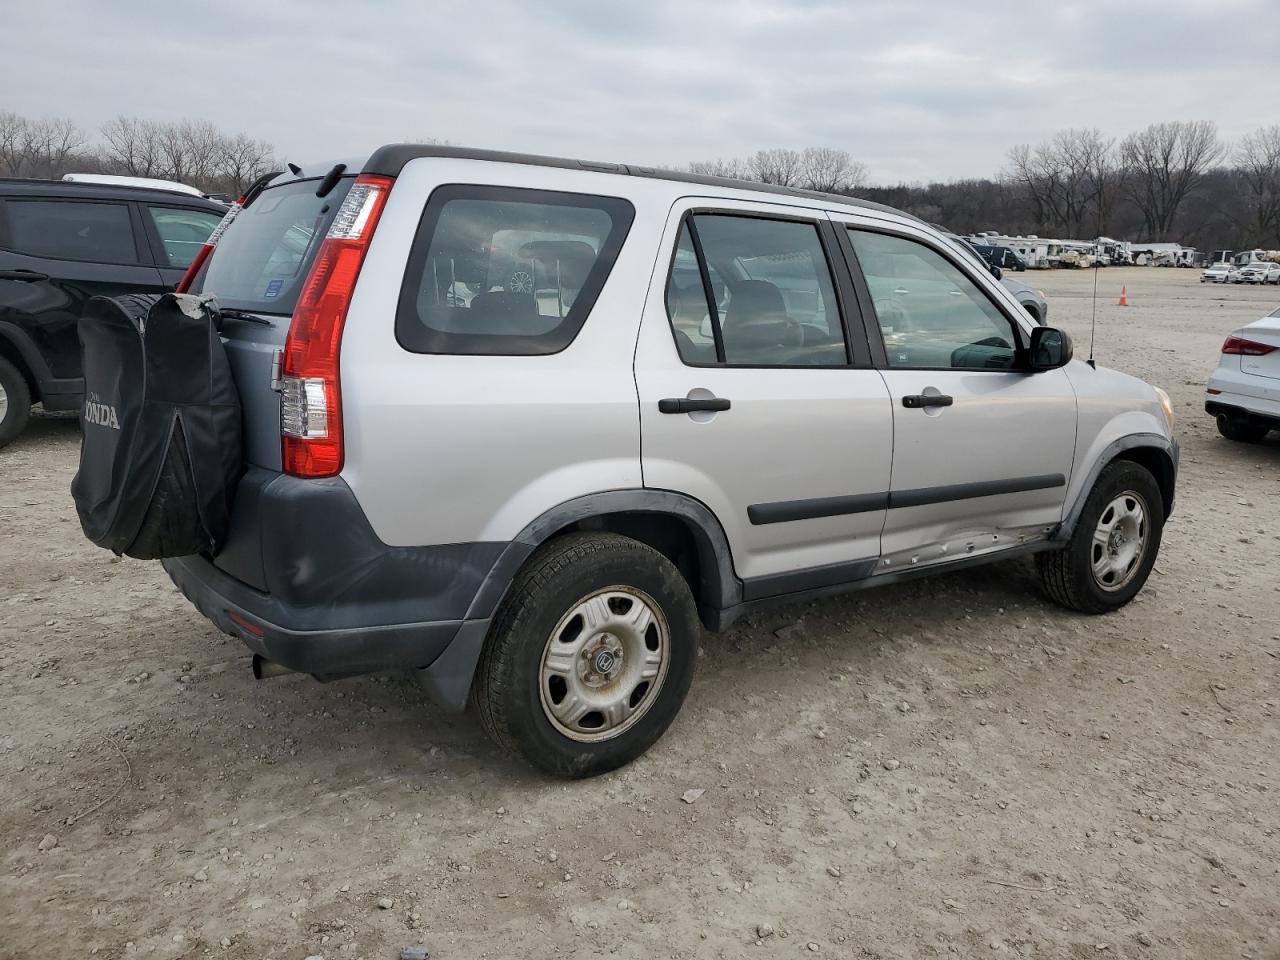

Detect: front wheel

[473,532,700,777]
[1038,461,1164,614]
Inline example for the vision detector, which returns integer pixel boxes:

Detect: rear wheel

[1038,461,1164,614]
[0,355,32,450]
[473,532,700,778]
[1216,414,1270,443]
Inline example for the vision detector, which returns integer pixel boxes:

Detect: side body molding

[463,489,742,627]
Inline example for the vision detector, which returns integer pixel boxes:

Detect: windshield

[195,177,353,314]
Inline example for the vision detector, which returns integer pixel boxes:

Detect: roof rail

[360,144,911,220]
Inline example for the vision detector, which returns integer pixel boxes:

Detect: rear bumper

[1205,369,1280,424]
[164,553,476,676]
[1206,399,1280,431]
[161,468,514,708]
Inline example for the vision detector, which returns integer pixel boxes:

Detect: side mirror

[1029,326,1073,371]
[990,263,1003,281]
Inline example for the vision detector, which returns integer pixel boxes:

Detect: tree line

[694,122,1280,252]
[4,109,1278,251]
[0,111,275,197]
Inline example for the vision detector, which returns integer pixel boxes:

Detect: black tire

[473,532,700,778]
[1216,414,1270,444]
[1038,460,1164,614]
[0,355,32,450]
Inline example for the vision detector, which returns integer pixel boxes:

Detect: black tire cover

[71,292,243,559]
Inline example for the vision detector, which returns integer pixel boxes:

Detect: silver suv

[167,146,1179,777]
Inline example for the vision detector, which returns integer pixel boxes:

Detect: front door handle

[659,397,731,414]
[902,393,953,409]
[0,269,49,282]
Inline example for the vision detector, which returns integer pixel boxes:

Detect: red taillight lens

[280,175,393,478]
[1222,336,1278,357]
[176,202,241,293]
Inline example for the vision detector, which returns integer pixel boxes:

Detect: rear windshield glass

[196,177,352,314]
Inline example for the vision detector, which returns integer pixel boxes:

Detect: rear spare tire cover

[71,293,243,559]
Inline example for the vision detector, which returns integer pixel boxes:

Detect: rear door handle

[0,269,49,282]
[902,393,953,409]
[659,397,731,414]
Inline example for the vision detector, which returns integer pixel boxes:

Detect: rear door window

[396,185,634,355]
[665,213,848,367]
[196,177,353,314]
[0,199,138,263]
[145,205,223,268]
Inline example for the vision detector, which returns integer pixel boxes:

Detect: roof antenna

[1087,237,1100,369]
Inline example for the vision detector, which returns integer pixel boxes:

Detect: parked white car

[1206,307,1280,442]
[1234,261,1280,285]
[1201,262,1236,283]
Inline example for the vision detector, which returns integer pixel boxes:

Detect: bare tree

[798,147,867,193]
[99,115,277,193]
[688,156,748,180]
[1120,120,1222,240]
[1006,128,1115,237]
[1237,125,1280,247]
[215,132,275,195]
[749,148,803,186]
[100,115,164,177]
[0,111,25,176]
[0,112,87,177]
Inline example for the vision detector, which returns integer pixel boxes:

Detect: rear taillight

[176,201,241,293]
[280,174,393,478]
[1222,336,1278,357]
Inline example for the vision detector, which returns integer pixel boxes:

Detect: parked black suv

[971,243,1027,272]
[0,179,225,447]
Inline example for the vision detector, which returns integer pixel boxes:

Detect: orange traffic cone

[1118,286,1129,307]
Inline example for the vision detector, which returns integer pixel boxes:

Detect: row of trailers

[967,235,1280,270]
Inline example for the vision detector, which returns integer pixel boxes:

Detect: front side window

[848,229,1019,370]
[396,185,634,355]
[146,205,223,268]
[665,213,846,367]
[1,199,137,263]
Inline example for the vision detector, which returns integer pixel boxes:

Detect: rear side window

[196,177,353,314]
[396,185,634,355]
[0,199,137,263]
[145,206,222,268]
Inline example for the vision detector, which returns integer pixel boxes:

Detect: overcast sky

[4,0,1276,184]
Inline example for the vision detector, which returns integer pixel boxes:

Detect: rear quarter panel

[339,159,675,547]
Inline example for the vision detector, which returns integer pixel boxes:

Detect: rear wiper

[217,308,274,326]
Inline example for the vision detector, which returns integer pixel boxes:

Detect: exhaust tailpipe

[252,655,293,680]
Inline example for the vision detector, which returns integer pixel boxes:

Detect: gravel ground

[1,267,1278,960]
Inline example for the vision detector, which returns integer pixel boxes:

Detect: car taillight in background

[280,174,394,478]
[1221,336,1278,357]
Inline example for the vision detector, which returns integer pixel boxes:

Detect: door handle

[902,393,953,409]
[0,269,49,282]
[659,397,731,414]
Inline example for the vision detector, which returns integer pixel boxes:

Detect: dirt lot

[2,267,1278,960]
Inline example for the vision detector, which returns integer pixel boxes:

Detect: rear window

[145,205,222,269]
[0,199,137,264]
[396,185,634,355]
[196,177,352,314]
